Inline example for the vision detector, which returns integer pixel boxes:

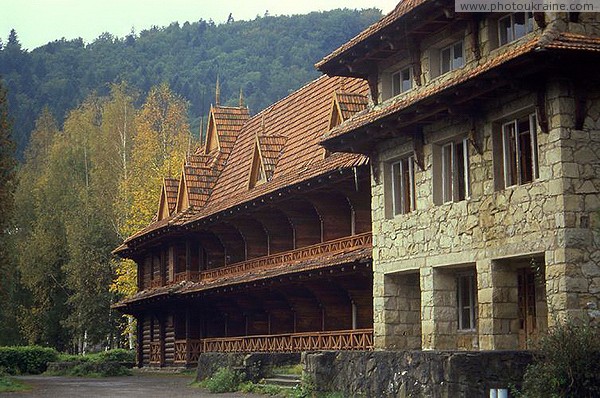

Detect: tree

[0,77,21,345]
[14,109,70,350]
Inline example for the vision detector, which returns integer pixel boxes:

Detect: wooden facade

[115,75,375,367]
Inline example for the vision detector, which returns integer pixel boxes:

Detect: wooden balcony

[174,339,202,364]
[173,271,200,283]
[201,232,371,282]
[202,329,373,353]
[168,232,371,287]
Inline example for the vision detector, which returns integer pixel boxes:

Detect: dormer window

[498,13,534,46]
[440,41,464,75]
[392,67,412,97]
[249,142,267,189]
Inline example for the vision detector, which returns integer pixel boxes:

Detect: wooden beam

[536,85,549,134]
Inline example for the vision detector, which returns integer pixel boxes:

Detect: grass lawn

[0,376,30,393]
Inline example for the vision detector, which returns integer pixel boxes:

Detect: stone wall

[371,73,600,349]
[303,350,533,398]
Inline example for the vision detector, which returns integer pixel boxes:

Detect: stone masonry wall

[371,76,600,350]
[303,350,533,398]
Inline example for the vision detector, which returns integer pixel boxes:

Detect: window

[500,113,539,188]
[392,67,412,96]
[457,273,476,330]
[498,13,534,46]
[440,41,464,75]
[391,156,416,215]
[441,138,470,203]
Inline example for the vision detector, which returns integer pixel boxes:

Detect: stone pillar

[477,259,495,350]
[544,77,600,324]
[489,260,519,350]
[374,270,422,350]
[420,266,435,349]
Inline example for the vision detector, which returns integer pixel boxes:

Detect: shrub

[96,349,135,363]
[200,367,243,393]
[519,321,600,398]
[0,346,59,374]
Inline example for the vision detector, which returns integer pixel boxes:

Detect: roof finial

[239,87,244,108]
[215,75,220,106]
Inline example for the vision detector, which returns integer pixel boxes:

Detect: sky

[3,0,399,51]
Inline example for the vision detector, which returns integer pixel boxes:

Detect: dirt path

[1,373,264,398]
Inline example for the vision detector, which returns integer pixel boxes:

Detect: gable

[205,111,220,154]
[175,170,189,213]
[249,141,267,188]
[157,177,178,220]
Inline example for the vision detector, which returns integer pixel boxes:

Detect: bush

[96,349,135,363]
[519,321,600,397]
[0,346,59,374]
[200,367,243,393]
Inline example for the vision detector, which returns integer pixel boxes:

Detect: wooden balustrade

[201,232,372,282]
[150,232,371,289]
[202,329,373,353]
[174,339,202,364]
[173,271,201,283]
[149,342,162,365]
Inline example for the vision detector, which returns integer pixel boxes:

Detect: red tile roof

[334,92,370,121]
[322,32,600,144]
[119,75,370,248]
[316,0,429,70]
[163,178,178,212]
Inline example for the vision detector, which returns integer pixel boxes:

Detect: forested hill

[0,8,381,156]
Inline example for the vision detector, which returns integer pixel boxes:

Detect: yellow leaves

[113,83,193,298]
[110,259,137,298]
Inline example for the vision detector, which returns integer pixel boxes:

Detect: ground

[0,372,263,398]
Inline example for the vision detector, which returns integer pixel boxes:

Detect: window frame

[441,138,470,203]
[457,272,477,331]
[498,13,534,46]
[391,155,416,215]
[391,66,413,97]
[440,40,464,75]
[500,113,539,188]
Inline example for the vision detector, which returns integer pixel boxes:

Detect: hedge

[0,346,59,374]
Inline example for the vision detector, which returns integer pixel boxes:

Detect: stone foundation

[303,350,533,397]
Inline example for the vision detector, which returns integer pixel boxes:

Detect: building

[114,75,375,367]
[317,2,600,352]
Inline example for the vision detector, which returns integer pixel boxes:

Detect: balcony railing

[149,232,371,290]
[202,329,373,353]
[200,232,371,283]
[174,339,202,364]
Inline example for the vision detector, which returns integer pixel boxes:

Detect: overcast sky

[3,1,399,51]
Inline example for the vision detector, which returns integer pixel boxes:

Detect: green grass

[271,364,303,375]
[0,375,30,392]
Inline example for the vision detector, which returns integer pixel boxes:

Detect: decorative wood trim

[469,16,481,61]
[533,12,546,28]
[200,232,372,282]
[367,69,379,105]
[202,328,373,353]
[408,42,422,87]
[536,86,549,134]
[412,130,425,170]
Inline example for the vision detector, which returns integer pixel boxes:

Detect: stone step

[262,374,301,388]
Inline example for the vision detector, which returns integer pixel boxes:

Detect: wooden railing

[149,342,162,365]
[155,232,371,288]
[174,339,202,364]
[201,232,372,282]
[202,329,373,353]
[173,271,201,283]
